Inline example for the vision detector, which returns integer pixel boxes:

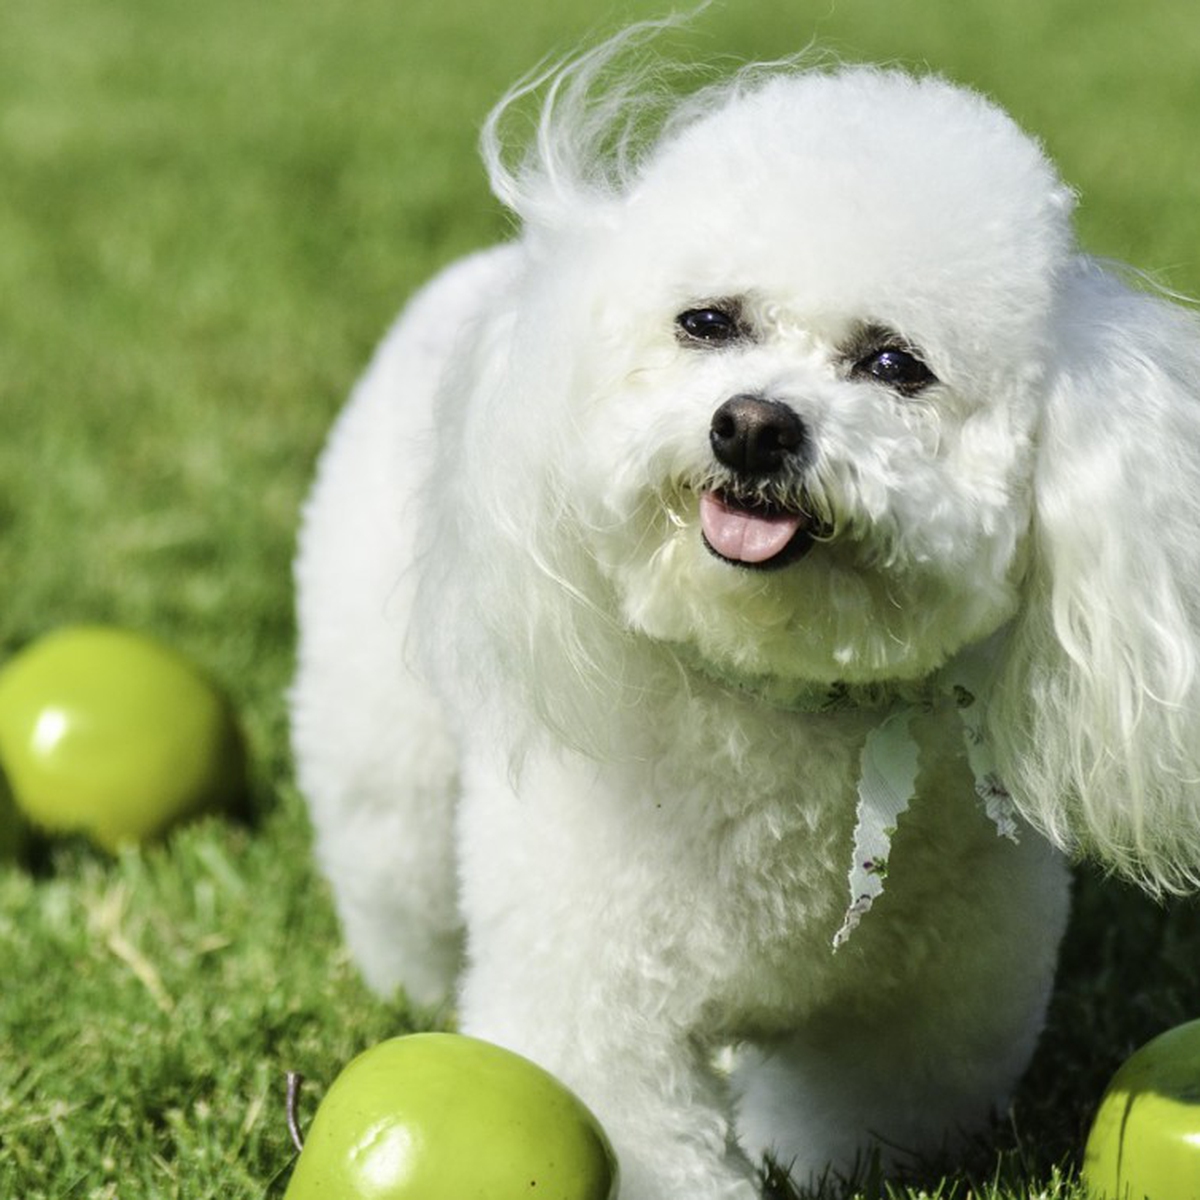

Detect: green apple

[0,626,246,852]
[1082,1018,1200,1200]
[284,1033,618,1199]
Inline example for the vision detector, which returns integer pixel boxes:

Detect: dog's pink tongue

[699,491,804,564]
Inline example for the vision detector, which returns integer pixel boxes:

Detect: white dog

[291,24,1200,1198]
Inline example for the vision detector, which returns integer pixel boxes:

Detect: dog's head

[447,28,1200,891]
[476,55,1076,687]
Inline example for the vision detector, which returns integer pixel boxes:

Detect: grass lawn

[1,0,1199,1196]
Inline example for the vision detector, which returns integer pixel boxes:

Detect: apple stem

[285,1071,306,1153]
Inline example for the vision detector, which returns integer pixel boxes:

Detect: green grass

[1,0,1199,1195]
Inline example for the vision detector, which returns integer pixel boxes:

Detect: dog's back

[291,245,518,1003]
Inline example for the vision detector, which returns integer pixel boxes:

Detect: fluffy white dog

[291,25,1200,1198]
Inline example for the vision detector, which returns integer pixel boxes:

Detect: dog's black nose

[710,395,807,475]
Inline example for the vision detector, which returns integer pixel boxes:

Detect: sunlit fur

[292,22,1200,1198]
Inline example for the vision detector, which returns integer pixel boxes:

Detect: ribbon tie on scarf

[832,651,1019,949]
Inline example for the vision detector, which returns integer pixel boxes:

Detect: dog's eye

[676,306,743,346]
[853,346,936,394]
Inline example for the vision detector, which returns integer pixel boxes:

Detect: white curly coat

[292,30,1200,1198]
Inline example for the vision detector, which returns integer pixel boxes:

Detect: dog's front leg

[453,755,763,1200]
[459,958,761,1200]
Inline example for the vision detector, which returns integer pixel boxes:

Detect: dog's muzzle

[700,394,819,569]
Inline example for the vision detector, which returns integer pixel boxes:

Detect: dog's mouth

[699,489,818,570]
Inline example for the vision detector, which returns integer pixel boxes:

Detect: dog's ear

[991,260,1200,893]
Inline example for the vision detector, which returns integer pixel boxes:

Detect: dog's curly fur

[291,23,1200,1197]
